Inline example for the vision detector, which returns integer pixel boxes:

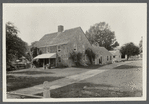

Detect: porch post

[49,58,50,68]
[43,59,45,69]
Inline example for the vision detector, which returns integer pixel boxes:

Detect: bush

[69,51,83,66]
[85,48,95,64]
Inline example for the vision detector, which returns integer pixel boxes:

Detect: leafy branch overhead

[6,22,28,67]
[85,22,119,50]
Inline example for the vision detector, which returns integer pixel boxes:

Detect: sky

[3,3,147,46]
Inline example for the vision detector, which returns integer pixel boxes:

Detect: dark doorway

[50,58,56,67]
[99,57,102,64]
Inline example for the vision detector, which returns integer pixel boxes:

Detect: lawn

[7,71,54,75]
[7,75,63,92]
[35,82,142,98]
[114,61,142,69]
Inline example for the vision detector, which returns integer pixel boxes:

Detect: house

[33,25,92,68]
[91,43,113,65]
[109,50,121,63]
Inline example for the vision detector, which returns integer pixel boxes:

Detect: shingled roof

[36,27,84,47]
[92,45,112,56]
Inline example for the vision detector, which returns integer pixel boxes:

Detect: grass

[7,75,63,92]
[7,71,54,75]
[35,82,142,98]
[114,65,142,69]
[73,63,112,69]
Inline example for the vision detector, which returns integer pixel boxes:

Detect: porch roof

[33,53,56,60]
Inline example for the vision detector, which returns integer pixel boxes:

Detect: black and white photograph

[3,3,147,102]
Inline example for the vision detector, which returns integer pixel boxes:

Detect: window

[74,44,77,51]
[107,56,109,61]
[110,56,112,60]
[48,47,50,52]
[113,56,115,58]
[57,45,61,52]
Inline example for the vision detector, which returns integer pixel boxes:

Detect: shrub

[69,51,83,66]
[85,48,96,64]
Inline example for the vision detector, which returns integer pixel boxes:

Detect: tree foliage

[30,47,42,59]
[69,51,83,66]
[120,42,140,60]
[6,22,28,66]
[85,22,119,50]
[85,48,95,64]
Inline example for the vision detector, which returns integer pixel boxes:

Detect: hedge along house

[33,25,92,68]
[109,50,121,63]
[91,43,113,65]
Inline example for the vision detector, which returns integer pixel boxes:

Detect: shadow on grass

[35,82,142,98]
[49,82,142,98]
[7,75,63,92]
[114,65,142,69]
[72,63,112,69]
[7,71,54,75]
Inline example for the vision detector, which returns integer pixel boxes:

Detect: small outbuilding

[109,50,121,63]
[92,44,113,65]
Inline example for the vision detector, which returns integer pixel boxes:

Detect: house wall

[38,28,94,67]
[113,51,121,62]
[57,44,69,67]
[66,29,92,66]
[94,50,112,65]
[96,55,112,65]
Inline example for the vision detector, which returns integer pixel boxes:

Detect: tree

[6,22,28,67]
[30,47,42,58]
[120,42,140,60]
[85,22,119,50]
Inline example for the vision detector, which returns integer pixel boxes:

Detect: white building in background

[109,50,121,63]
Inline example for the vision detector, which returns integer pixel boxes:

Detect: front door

[99,57,102,64]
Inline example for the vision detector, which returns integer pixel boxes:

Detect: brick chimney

[58,25,64,32]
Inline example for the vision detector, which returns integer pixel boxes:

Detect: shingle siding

[35,26,112,67]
